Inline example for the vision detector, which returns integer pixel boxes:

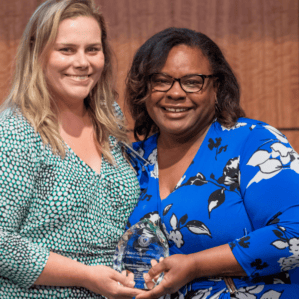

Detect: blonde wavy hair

[2,0,127,163]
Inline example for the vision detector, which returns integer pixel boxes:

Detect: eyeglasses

[150,73,216,93]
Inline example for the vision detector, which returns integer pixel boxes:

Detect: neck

[54,100,92,138]
[158,121,212,151]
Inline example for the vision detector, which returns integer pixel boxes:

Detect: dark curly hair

[125,27,245,141]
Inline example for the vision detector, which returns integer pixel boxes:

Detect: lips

[163,107,190,112]
[65,74,91,81]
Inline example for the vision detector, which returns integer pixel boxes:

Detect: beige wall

[0,0,298,149]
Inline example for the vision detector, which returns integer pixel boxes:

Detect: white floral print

[264,125,288,144]
[168,230,184,248]
[191,287,212,299]
[246,140,299,188]
[277,237,299,271]
[260,290,283,299]
[148,149,159,178]
[142,211,161,226]
[233,285,264,299]
[234,286,283,299]
[271,226,299,272]
[221,122,247,131]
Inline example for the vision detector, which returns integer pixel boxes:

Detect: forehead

[55,16,102,43]
[161,44,212,75]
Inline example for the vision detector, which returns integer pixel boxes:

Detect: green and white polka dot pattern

[0,108,140,298]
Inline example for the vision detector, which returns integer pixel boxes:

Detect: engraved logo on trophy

[113,219,169,289]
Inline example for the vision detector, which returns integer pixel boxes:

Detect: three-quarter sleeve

[0,119,50,288]
[230,125,299,279]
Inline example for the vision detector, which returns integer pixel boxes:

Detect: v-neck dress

[0,108,140,298]
[127,118,299,299]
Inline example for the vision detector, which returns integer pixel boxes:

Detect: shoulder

[216,117,265,133]
[214,118,288,144]
[236,118,290,147]
[0,108,43,151]
[220,118,296,170]
[212,118,295,166]
[132,133,158,162]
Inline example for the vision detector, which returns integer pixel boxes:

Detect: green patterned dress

[0,108,140,298]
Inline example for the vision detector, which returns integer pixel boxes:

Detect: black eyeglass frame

[150,73,217,93]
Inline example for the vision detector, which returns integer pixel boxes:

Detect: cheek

[201,92,216,112]
[47,53,68,70]
[146,93,161,110]
[145,98,157,121]
[44,68,57,87]
[45,59,65,82]
[94,54,105,71]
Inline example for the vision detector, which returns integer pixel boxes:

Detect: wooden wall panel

[281,131,299,152]
[98,0,299,144]
[97,0,175,126]
[0,0,298,149]
[0,0,39,100]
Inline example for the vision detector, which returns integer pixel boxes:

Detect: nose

[166,80,186,100]
[73,51,89,69]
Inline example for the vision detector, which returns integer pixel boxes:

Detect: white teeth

[165,107,188,112]
[68,75,89,80]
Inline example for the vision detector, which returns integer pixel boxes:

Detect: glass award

[113,219,169,290]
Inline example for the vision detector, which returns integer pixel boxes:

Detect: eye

[87,46,102,53]
[184,79,202,86]
[59,47,74,53]
[155,79,170,84]
[152,76,171,85]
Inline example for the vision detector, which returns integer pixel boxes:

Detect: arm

[137,125,299,298]
[0,116,145,298]
[34,251,145,299]
[230,125,299,278]
[140,244,245,298]
[0,122,49,288]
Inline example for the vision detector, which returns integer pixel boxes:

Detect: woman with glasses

[124,27,299,298]
[0,0,145,298]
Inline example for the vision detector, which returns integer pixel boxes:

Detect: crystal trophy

[113,219,169,290]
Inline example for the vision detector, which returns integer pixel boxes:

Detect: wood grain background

[0,0,298,149]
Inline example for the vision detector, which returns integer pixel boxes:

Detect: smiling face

[146,44,217,140]
[44,16,104,108]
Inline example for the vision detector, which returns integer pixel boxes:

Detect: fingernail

[144,273,150,280]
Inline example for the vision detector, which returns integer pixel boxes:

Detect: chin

[67,90,91,101]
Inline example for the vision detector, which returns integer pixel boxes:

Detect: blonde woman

[0,0,144,298]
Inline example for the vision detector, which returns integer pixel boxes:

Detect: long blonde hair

[3,0,127,163]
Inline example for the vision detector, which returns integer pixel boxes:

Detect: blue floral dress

[126,118,299,299]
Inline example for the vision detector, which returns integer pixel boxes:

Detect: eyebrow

[55,42,102,47]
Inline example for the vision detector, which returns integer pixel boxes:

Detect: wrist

[187,253,201,280]
[77,264,93,289]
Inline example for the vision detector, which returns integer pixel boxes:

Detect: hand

[144,258,163,290]
[83,265,147,299]
[137,254,197,299]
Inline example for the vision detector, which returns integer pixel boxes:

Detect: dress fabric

[127,118,299,299]
[0,108,140,298]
